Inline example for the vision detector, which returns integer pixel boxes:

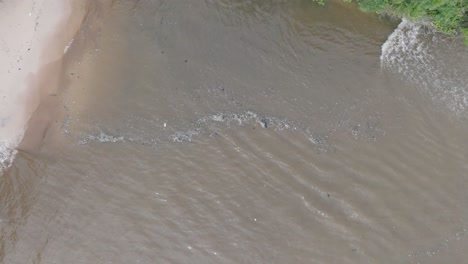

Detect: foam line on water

[0,131,23,174]
[78,131,134,145]
[79,109,384,153]
[170,111,292,142]
[78,112,296,144]
[0,144,17,174]
[381,19,468,117]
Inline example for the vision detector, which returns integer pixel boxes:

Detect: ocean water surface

[1,1,468,263]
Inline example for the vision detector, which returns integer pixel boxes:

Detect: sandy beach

[0,0,89,170]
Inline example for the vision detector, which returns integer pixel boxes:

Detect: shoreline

[0,0,90,172]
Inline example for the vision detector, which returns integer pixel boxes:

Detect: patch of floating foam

[80,110,382,152]
[381,19,468,117]
[0,143,17,175]
[80,112,303,145]
[79,131,129,145]
[170,111,293,143]
[0,130,23,175]
[207,111,291,129]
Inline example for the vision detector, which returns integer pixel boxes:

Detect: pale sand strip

[0,0,89,168]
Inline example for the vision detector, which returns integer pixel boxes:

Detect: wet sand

[0,0,89,166]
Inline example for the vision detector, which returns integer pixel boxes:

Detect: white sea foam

[79,108,382,153]
[0,141,18,175]
[170,111,293,143]
[381,19,468,117]
[79,131,128,145]
[0,133,22,176]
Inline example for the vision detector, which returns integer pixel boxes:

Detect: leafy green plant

[313,0,468,43]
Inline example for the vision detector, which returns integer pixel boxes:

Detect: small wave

[79,110,382,152]
[166,111,372,151]
[0,130,24,176]
[169,111,294,143]
[381,19,468,117]
[79,131,130,145]
[79,111,328,149]
[0,143,17,175]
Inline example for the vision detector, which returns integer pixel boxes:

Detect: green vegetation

[314,0,468,43]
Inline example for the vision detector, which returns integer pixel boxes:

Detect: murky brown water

[2,0,468,263]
